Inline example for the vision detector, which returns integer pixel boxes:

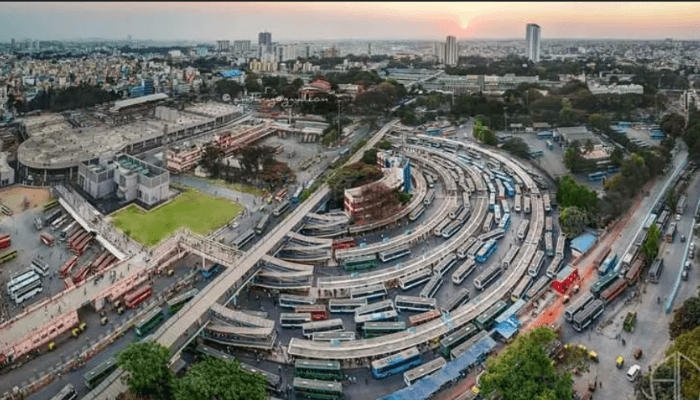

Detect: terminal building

[17,100,242,186]
[78,153,170,207]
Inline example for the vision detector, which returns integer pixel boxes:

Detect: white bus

[433,253,458,276]
[398,269,432,291]
[395,295,437,312]
[328,298,367,314]
[452,258,477,285]
[456,237,477,259]
[419,274,443,299]
[527,250,546,277]
[474,263,502,291]
[302,319,344,338]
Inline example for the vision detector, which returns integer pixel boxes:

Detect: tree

[174,357,267,400]
[660,112,686,138]
[664,324,700,399]
[480,327,573,400]
[670,296,700,339]
[559,206,590,238]
[352,181,402,225]
[362,148,378,165]
[610,147,624,167]
[473,117,498,145]
[501,137,531,159]
[556,176,597,211]
[559,98,576,126]
[584,138,595,154]
[116,341,174,399]
[200,146,223,178]
[641,222,661,263]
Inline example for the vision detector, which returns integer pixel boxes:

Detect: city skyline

[1,2,700,42]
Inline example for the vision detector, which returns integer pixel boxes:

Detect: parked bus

[350,284,387,302]
[50,383,78,400]
[545,255,563,279]
[407,310,440,327]
[648,258,664,283]
[598,254,618,276]
[124,285,152,309]
[452,258,476,285]
[354,309,399,326]
[395,295,436,312]
[449,330,491,361]
[441,220,463,239]
[665,222,677,243]
[295,359,343,381]
[328,298,367,314]
[424,189,436,206]
[255,213,271,235]
[433,254,458,276]
[474,263,502,291]
[312,331,356,342]
[527,250,546,277]
[511,275,532,302]
[514,194,522,212]
[474,300,508,330]
[363,321,406,338]
[544,232,554,257]
[274,188,289,202]
[403,357,446,386]
[477,228,505,243]
[398,269,432,291]
[379,245,411,263]
[232,229,255,248]
[302,319,344,338]
[502,245,520,270]
[279,294,316,308]
[588,171,607,182]
[590,273,619,296]
[419,274,443,299]
[293,377,343,400]
[167,289,199,314]
[83,357,118,389]
[456,237,477,259]
[292,187,304,204]
[443,287,471,312]
[516,219,529,241]
[280,313,313,328]
[475,239,498,263]
[295,305,330,321]
[523,195,531,214]
[545,216,553,232]
[564,292,595,322]
[135,308,165,339]
[572,299,605,332]
[371,347,422,379]
[408,205,426,222]
[343,255,379,271]
[525,276,550,300]
[332,238,356,251]
[498,213,511,231]
[439,323,479,358]
[355,299,394,316]
[273,200,291,217]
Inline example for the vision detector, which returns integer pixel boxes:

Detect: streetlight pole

[337,99,341,148]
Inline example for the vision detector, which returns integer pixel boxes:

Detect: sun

[461,22,469,29]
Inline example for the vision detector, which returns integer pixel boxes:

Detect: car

[681,235,687,243]
[682,270,689,281]
[677,214,682,221]
[627,365,642,382]
[686,261,692,271]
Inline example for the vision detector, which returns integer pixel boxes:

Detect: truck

[665,222,677,243]
[623,311,637,333]
[676,194,687,215]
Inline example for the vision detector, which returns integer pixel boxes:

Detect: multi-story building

[166,144,204,174]
[344,151,410,219]
[526,23,541,63]
[217,40,230,53]
[233,40,251,54]
[78,153,170,207]
[445,36,458,66]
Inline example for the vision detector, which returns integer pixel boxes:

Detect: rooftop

[570,232,597,254]
[112,93,168,112]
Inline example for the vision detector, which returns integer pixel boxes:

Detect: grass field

[112,189,244,246]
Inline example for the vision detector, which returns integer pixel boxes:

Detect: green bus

[0,250,18,264]
[83,357,118,389]
[294,359,344,381]
[343,255,379,271]
[167,289,199,314]
[439,323,479,357]
[474,300,508,330]
[590,273,619,296]
[293,377,343,399]
[134,308,165,339]
[43,199,59,212]
[362,321,406,338]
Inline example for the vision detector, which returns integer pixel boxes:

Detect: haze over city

[2,2,700,41]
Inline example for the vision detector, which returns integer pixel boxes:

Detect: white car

[676,214,682,221]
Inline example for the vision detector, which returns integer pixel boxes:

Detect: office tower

[305,44,311,58]
[434,42,444,63]
[217,40,230,52]
[10,38,15,50]
[233,40,251,54]
[368,43,372,56]
[258,31,272,54]
[526,23,541,63]
[444,36,458,66]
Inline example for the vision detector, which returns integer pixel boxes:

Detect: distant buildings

[526,23,541,63]
[233,40,251,54]
[587,83,644,95]
[445,36,458,67]
[217,40,230,53]
[258,31,272,55]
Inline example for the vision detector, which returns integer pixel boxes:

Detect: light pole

[504,106,508,133]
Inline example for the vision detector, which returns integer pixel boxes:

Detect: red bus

[274,188,289,202]
[601,279,628,305]
[125,285,153,309]
[408,309,441,327]
[294,305,329,321]
[0,234,10,249]
[332,238,356,251]
[625,259,644,285]
[60,256,78,277]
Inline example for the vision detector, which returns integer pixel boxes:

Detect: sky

[1,2,699,42]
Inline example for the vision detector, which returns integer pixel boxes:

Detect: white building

[588,83,644,95]
[526,24,541,63]
[0,152,14,187]
[445,36,458,67]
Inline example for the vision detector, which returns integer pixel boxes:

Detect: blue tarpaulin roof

[570,233,596,254]
[380,335,497,400]
[495,315,520,340]
[219,70,242,78]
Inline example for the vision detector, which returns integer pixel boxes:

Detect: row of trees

[7,84,120,114]
[200,145,294,190]
[117,341,267,400]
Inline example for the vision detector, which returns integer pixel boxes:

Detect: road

[556,148,694,400]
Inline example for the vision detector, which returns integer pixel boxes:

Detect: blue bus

[371,347,422,379]
[537,131,554,140]
[498,213,511,231]
[598,254,617,276]
[292,187,304,204]
[503,181,515,197]
[475,239,498,263]
[588,171,607,182]
[546,140,554,150]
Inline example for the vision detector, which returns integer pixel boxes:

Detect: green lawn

[112,189,244,246]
